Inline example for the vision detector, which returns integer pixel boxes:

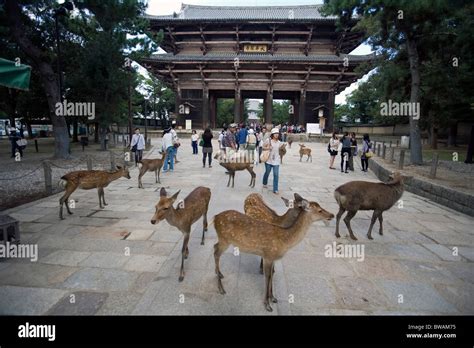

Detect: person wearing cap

[130,128,145,166]
[246,128,257,162]
[237,124,248,150]
[262,127,283,194]
[170,123,180,163]
[224,123,237,154]
[162,127,175,172]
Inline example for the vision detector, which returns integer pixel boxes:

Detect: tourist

[224,123,237,154]
[130,127,145,166]
[328,132,339,169]
[349,132,358,171]
[340,132,352,173]
[201,128,213,168]
[238,123,248,150]
[218,126,227,152]
[170,123,180,163]
[191,130,199,155]
[162,127,175,172]
[361,134,371,172]
[262,128,283,194]
[246,128,257,162]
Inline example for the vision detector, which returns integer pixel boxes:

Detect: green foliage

[217,99,234,127]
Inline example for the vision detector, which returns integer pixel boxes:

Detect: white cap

[248,129,254,134]
[271,128,279,135]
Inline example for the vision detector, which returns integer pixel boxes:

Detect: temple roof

[142,52,375,63]
[145,4,337,22]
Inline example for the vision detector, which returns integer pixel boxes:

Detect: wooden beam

[179,78,336,84]
[235,24,240,53]
[156,68,358,75]
[166,26,179,54]
[270,25,277,54]
[301,66,313,93]
[166,64,179,89]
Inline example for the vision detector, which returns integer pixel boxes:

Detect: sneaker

[345,171,349,173]
[263,184,268,188]
[273,191,279,195]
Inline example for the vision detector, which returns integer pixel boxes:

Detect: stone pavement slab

[0,139,472,315]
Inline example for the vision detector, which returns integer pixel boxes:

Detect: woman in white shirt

[162,127,175,172]
[191,130,199,155]
[262,128,283,194]
[328,132,340,170]
[130,128,145,166]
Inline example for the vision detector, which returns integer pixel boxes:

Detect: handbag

[131,144,137,152]
[260,150,270,163]
[199,139,204,147]
[16,138,27,148]
[365,151,374,158]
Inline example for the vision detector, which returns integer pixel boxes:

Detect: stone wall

[369,157,474,217]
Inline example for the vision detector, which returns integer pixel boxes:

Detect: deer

[59,166,131,220]
[138,152,166,188]
[334,172,404,240]
[150,186,211,282]
[213,194,334,312]
[299,144,312,162]
[287,137,293,149]
[279,143,287,164]
[214,151,256,188]
[244,192,303,274]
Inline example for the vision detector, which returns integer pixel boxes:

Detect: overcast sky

[145,0,374,104]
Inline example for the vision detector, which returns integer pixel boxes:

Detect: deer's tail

[57,178,68,189]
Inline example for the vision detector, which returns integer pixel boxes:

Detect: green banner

[0,58,31,90]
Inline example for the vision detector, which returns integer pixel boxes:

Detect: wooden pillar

[327,90,335,132]
[292,96,299,125]
[265,90,273,126]
[210,92,217,129]
[174,88,181,127]
[202,86,209,129]
[298,90,306,126]
[234,89,242,124]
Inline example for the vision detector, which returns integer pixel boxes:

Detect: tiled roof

[142,52,375,63]
[145,4,337,21]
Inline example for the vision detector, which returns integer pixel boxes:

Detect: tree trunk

[465,125,474,164]
[5,0,70,159]
[430,125,438,149]
[448,123,457,147]
[405,34,423,164]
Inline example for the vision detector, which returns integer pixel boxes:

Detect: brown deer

[279,143,287,164]
[244,192,303,274]
[287,137,293,148]
[59,166,131,220]
[138,152,166,188]
[213,195,334,312]
[299,144,312,162]
[150,186,211,281]
[334,172,404,240]
[214,151,256,188]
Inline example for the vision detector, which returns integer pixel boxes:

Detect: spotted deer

[150,186,211,281]
[138,152,166,188]
[213,195,334,312]
[334,172,404,240]
[299,144,312,162]
[244,192,303,273]
[214,151,256,188]
[59,166,131,219]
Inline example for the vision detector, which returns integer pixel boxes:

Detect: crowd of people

[156,121,373,193]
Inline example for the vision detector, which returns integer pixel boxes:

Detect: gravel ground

[0,140,134,210]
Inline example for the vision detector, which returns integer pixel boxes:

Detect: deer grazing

[299,144,312,162]
[59,166,131,220]
[244,192,303,273]
[214,151,256,188]
[279,143,287,164]
[334,172,404,240]
[150,186,211,281]
[213,194,334,312]
[138,152,166,188]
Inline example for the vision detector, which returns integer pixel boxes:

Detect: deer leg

[97,188,103,209]
[343,210,358,240]
[231,173,235,188]
[201,210,208,245]
[259,258,263,274]
[310,155,313,162]
[378,212,384,235]
[299,154,302,162]
[214,242,229,294]
[263,259,274,312]
[269,263,278,303]
[65,195,73,215]
[335,207,346,238]
[367,210,380,240]
[157,168,161,184]
[179,232,190,282]
[99,187,108,207]
[226,172,231,187]
[138,170,144,189]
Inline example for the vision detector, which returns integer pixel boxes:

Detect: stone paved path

[1,138,473,315]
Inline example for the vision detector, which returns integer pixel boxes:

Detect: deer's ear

[301,199,310,211]
[294,193,304,202]
[170,190,180,202]
[160,187,167,197]
[116,165,122,170]
[281,197,290,207]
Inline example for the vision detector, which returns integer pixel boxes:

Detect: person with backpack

[130,128,145,166]
[162,127,175,172]
[246,128,257,162]
[349,132,358,171]
[361,134,372,172]
[201,128,213,168]
[340,132,352,173]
